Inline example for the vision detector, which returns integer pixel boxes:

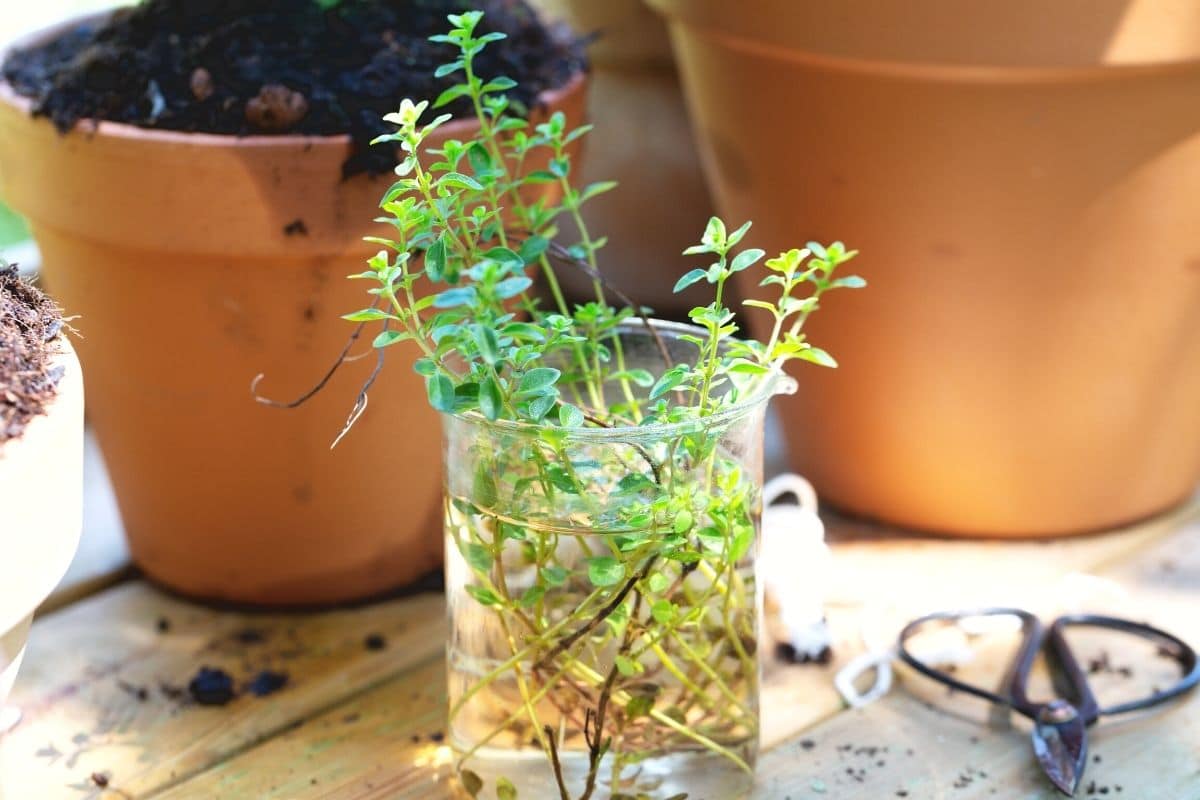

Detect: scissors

[897,609,1200,796]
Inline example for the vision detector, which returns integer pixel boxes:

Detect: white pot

[0,337,83,711]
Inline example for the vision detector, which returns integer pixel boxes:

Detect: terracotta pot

[0,339,83,705]
[531,0,715,320]
[0,15,588,605]
[648,0,1200,536]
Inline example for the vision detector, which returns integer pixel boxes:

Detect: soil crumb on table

[2,0,586,176]
[187,666,237,706]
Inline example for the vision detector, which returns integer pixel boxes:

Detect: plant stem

[536,557,657,670]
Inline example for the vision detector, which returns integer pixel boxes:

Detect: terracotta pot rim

[649,3,1200,84]
[0,10,587,151]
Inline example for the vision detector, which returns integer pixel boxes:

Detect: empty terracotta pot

[649,0,1200,536]
[0,16,587,605]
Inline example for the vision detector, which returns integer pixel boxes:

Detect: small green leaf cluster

[346,12,863,437]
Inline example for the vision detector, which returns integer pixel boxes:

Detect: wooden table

[3,498,1197,800]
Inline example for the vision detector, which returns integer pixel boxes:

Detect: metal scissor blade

[1031,702,1088,796]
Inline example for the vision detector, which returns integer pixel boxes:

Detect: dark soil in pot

[1,0,586,176]
[0,264,65,444]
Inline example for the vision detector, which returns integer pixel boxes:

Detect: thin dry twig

[544,725,572,800]
[251,298,389,448]
[250,296,384,410]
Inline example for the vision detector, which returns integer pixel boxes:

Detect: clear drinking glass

[443,320,793,800]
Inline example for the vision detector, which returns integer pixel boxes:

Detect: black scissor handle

[897,608,1046,718]
[1050,614,1200,717]
[898,609,1200,724]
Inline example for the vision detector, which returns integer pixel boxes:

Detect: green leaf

[466,142,493,177]
[701,216,727,249]
[726,220,753,248]
[471,325,501,364]
[617,473,655,493]
[545,465,578,493]
[587,556,624,587]
[434,61,464,79]
[438,172,484,191]
[806,241,829,259]
[615,655,639,677]
[799,347,838,368]
[413,358,437,377]
[501,322,545,342]
[525,393,557,420]
[464,585,500,606]
[473,460,498,507]
[373,329,408,348]
[432,83,472,109]
[673,268,708,294]
[621,368,654,387]
[433,287,476,308]
[625,694,654,719]
[477,31,507,45]
[426,374,456,412]
[548,157,570,178]
[730,247,766,273]
[558,403,585,427]
[425,237,447,281]
[517,585,545,608]
[499,522,527,541]
[518,367,561,395]
[496,777,517,800]
[730,524,755,562]
[780,296,818,315]
[563,123,594,144]
[479,376,503,420]
[649,366,688,400]
[581,180,618,202]
[483,247,525,271]
[482,76,518,93]
[727,359,770,375]
[651,599,676,624]
[831,275,867,289]
[673,510,694,534]
[463,543,492,573]
[518,235,549,263]
[647,573,669,593]
[342,308,392,322]
[494,276,532,299]
[540,565,569,587]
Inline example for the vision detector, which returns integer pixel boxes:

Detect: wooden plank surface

[2,499,1196,799]
[0,585,445,799]
[756,504,1200,799]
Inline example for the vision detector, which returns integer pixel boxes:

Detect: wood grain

[2,499,1195,799]
[0,584,445,800]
